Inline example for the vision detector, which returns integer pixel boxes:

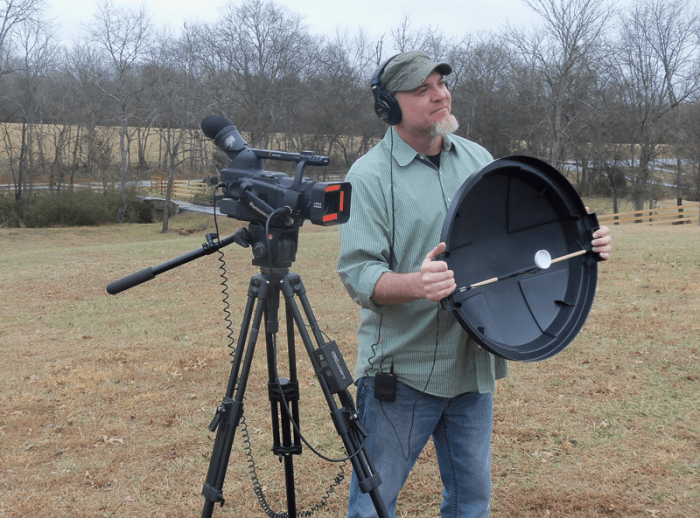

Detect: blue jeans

[347,378,493,518]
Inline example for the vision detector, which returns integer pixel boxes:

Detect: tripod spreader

[269,378,303,459]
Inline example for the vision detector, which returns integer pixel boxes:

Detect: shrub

[20,188,153,227]
[0,193,23,228]
[24,189,109,227]
[123,194,154,223]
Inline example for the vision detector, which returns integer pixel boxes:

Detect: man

[337,51,612,518]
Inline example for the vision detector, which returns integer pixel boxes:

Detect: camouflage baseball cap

[380,51,452,93]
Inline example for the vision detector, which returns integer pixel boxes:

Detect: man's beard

[431,114,459,138]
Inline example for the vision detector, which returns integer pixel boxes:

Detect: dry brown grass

[1,210,699,517]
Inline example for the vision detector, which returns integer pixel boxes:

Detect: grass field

[1,210,699,517]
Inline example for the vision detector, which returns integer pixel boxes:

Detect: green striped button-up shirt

[337,128,508,398]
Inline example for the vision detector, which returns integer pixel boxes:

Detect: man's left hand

[592,226,612,260]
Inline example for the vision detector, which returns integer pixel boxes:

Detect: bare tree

[60,43,114,187]
[510,0,615,167]
[449,34,518,157]
[610,0,700,210]
[638,0,700,206]
[577,77,630,211]
[0,6,55,201]
[146,25,206,233]
[198,0,311,147]
[83,0,155,222]
[296,30,375,177]
[0,0,46,76]
[387,16,456,65]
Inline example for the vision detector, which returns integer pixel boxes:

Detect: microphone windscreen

[201,116,233,140]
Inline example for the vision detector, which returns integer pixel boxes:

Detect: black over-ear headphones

[370,54,402,126]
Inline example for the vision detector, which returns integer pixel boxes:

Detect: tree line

[1,0,699,225]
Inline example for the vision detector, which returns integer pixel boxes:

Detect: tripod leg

[284,300,302,452]
[201,275,269,518]
[264,281,302,518]
[279,273,391,518]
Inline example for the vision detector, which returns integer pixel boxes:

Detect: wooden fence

[597,204,699,226]
[7,177,696,225]
[150,177,210,200]
[0,178,106,191]
[0,176,211,201]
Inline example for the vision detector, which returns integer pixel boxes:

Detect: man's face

[395,71,452,136]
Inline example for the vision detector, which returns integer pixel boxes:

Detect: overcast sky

[48,0,552,46]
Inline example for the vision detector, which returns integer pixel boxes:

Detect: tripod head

[235,222,299,270]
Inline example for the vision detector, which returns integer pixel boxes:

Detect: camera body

[202,116,351,229]
[219,168,349,228]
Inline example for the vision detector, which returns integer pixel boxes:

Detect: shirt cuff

[357,264,389,312]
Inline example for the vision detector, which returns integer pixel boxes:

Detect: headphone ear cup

[374,90,402,126]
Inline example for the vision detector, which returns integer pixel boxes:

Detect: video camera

[201,116,351,228]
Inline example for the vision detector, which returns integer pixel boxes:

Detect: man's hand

[592,226,612,260]
[586,207,612,260]
[421,242,456,302]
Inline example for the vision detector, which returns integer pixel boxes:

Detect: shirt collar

[382,128,457,167]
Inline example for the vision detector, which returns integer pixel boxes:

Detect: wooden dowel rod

[464,249,588,291]
[470,277,499,288]
[550,249,587,264]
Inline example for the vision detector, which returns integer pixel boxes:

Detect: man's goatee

[432,115,459,137]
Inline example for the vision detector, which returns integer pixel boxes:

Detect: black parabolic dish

[439,156,602,362]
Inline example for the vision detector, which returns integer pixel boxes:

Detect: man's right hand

[421,242,456,302]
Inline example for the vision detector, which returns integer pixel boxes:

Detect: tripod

[196,224,389,518]
[107,222,389,518]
